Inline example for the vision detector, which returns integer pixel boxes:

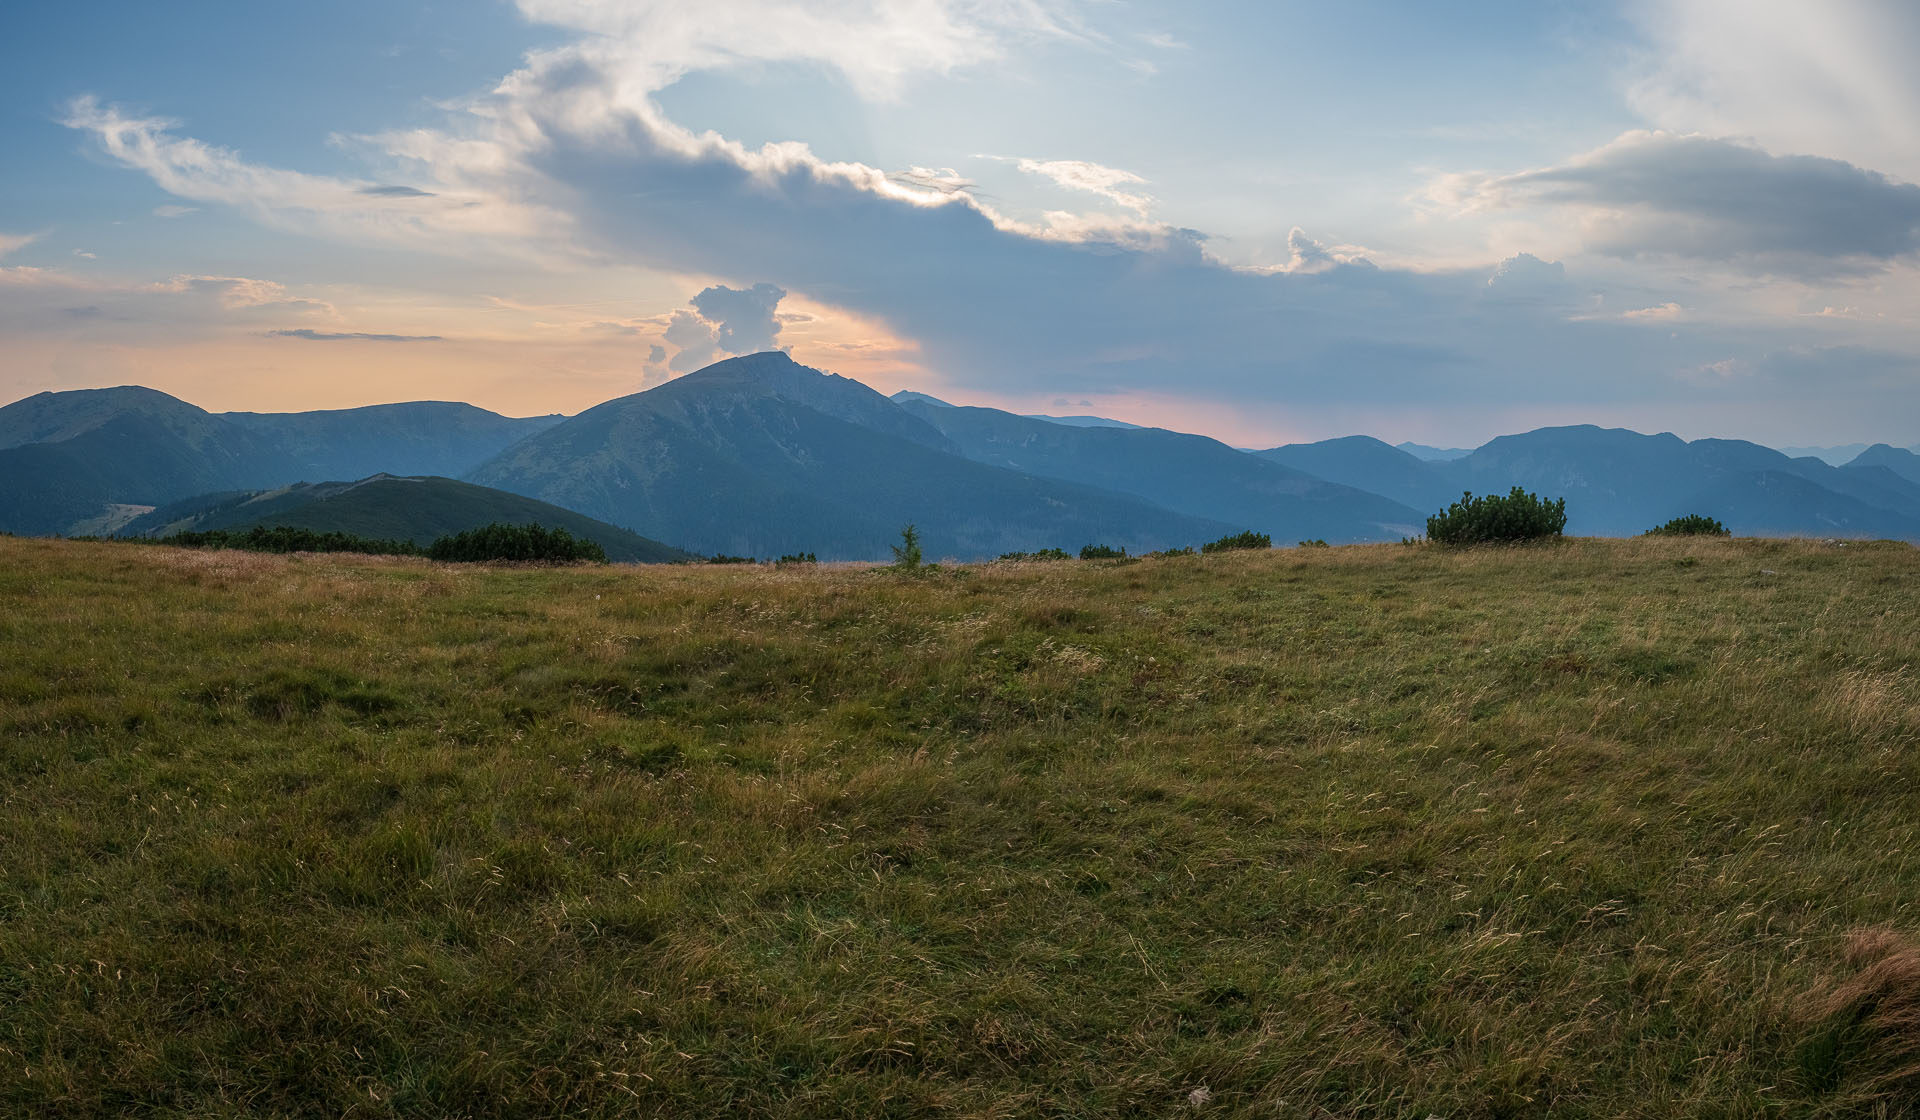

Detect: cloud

[1012,158,1153,213]
[691,282,786,353]
[61,96,565,254]
[0,232,38,259]
[269,329,443,342]
[663,308,719,372]
[1437,131,1920,278]
[152,205,198,218]
[1627,0,1920,183]
[0,268,337,341]
[356,185,436,198]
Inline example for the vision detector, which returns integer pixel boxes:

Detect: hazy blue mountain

[1253,436,1459,516]
[469,352,1234,560]
[1396,441,1475,462]
[1847,444,1920,487]
[896,401,1424,543]
[1023,414,1146,430]
[121,475,694,562]
[220,402,563,480]
[1777,443,1870,466]
[1437,425,1920,538]
[0,394,294,534]
[889,390,954,408]
[0,385,578,536]
[1672,471,1920,540]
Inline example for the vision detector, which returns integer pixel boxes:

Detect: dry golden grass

[1,533,1918,1117]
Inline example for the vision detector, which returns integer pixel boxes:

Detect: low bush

[1202,530,1272,553]
[428,522,607,564]
[1645,514,1731,537]
[1426,487,1567,545]
[161,525,422,557]
[998,548,1071,562]
[776,552,816,566]
[707,554,757,565]
[1079,543,1127,560]
[1297,539,1329,549]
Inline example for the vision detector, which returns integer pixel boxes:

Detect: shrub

[161,525,422,557]
[1297,539,1329,549]
[889,524,924,571]
[427,522,607,564]
[1147,546,1195,558]
[998,548,1071,561]
[1426,487,1567,545]
[707,554,757,565]
[1079,544,1127,560]
[776,552,817,566]
[1202,530,1272,554]
[1645,514,1730,537]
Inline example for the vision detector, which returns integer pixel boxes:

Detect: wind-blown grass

[2,535,1917,1117]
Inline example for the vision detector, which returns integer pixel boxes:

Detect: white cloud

[1627,0,1920,182]
[1434,131,1920,278]
[1012,158,1153,213]
[691,282,786,353]
[0,232,40,259]
[152,205,199,218]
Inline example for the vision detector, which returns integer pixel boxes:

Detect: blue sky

[3,1,1917,448]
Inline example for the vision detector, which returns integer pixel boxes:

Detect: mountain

[1847,444,1920,487]
[468,352,1236,560]
[1777,443,1870,467]
[1253,436,1459,516]
[1396,441,1475,462]
[0,390,294,534]
[1024,413,1146,430]
[219,402,563,480]
[120,475,694,563]
[0,386,573,536]
[894,401,1425,543]
[1439,426,1920,538]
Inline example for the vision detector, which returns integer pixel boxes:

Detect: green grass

[3,535,1919,1117]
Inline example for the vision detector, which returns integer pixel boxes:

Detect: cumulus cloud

[663,308,719,372]
[1438,131,1920,278]
[691,282,786,353]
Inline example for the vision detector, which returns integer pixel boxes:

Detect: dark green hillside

[468,351,1235,559]
[122,475,694,563]
[220,401,565,480]
[0,409,290,535]
[897,400,1425,543]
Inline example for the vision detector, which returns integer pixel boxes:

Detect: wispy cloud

[152,204,198,218]
[0,232,40,259]
[269,328,443,342]
[1010,157,1153,213]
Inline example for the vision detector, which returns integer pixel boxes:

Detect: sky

[3,0,1919,448]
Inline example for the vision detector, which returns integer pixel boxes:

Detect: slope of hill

[0,403,293,535]
[0,386,579,537]
[468,351,1235,559]
[1439,425,1920,538]
[1253,435,1459,515]
[897,401,1424,543]
[220,403,564,481]
[120,475,694,562]
[1848,443,1920,487]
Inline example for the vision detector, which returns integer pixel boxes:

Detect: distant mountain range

[3,354,1917,556]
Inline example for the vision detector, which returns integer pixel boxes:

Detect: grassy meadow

[3,534,1919,1117]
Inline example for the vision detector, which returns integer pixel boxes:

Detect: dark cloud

[269,328,443,342]
[356,185,437,198]
[1487,133,1920,277]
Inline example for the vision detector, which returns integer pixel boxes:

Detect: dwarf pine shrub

[1202,530,1272,553]
[1645,514,1731,537]
[427,522,607,563]
[1426,487,1567,544]
[1079,544,1127,560]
